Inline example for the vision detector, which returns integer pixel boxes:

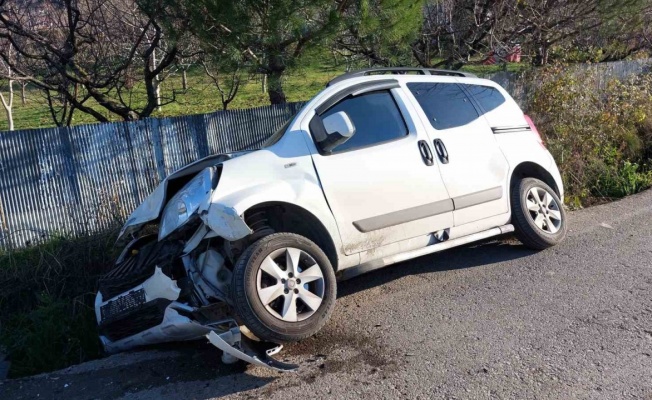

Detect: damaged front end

[95,155,296,371]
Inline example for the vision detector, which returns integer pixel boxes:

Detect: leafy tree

[185,0,348,104]
[336,0,424,67]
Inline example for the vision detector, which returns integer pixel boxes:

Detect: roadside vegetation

[529,67,652,208]
[0,230,119,377]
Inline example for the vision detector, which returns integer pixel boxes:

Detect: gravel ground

[2,190,651,400]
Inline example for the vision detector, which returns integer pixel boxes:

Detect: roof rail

[327,67,477,86]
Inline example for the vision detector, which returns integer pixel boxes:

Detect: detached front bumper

[95,266,297,372]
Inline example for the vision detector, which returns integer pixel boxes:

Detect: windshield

[262,117,293,148]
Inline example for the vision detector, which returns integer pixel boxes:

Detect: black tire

[231,233,337,344]
[511,177,567,250]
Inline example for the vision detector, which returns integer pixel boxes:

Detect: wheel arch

[510,161,561,198]
[243,201,340,271]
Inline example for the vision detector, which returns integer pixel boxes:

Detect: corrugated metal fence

[0,102,305,249]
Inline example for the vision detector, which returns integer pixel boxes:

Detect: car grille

[99,239,184,300]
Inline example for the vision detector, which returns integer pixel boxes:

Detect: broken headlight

[159,167,215,240]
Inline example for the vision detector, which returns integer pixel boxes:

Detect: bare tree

[507,1,599,65]
[201,60,241,110]
[0,0,191,123]
[501,0,643,65]
[0,41,14,130]
[410,0,514,69]
[574,1,652,62]
[356,0,648,69]
[19,81,26,105]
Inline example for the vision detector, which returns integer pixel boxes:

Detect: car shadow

[337,236,537,298]
[0,340,273,400]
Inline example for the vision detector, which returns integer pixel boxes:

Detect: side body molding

[452,186,503,210]
[352,187,503,233]
[353,199,454,233]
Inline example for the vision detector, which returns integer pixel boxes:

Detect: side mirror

[319,111,355,153]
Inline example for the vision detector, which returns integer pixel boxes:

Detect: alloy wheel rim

[256,247,325,322]
[525,187,562,234]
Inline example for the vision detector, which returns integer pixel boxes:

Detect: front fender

[205,149,343,251]
[200,203,253,241]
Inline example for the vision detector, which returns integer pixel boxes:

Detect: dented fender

[199,203,252,241]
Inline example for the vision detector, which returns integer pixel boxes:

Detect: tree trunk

[542,45,550,66]
[151,49,162,112]
[0,78,14,131]
[534,44,549,66]
[20,82,26,105]
[182,69,188,90]
[267,70,286,105]
[261,74,267,94]
[154,78,162,111]
[6,106,13,131]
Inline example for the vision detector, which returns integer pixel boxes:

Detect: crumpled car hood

[117,151,250,242]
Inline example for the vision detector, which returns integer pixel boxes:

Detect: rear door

[404,79,510,226]
[306,85,453,255]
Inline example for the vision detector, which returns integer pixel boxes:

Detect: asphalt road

[2,190,652,400]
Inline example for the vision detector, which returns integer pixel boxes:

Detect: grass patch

[0,230,120,377]
[0,67,345,131]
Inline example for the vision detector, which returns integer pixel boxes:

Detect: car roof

[326,67,477,86]
[326,73,501,93]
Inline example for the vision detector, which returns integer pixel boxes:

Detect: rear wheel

[231,233,336,343]
[511,177,567,250]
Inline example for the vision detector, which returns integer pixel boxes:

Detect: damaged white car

[96,68,567,371]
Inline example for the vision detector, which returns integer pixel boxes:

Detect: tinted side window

[464,85,506,113]
[407,82,479,130]
[321,91,408,153]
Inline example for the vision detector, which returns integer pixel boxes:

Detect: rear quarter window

[407,82,480,130]
[465,84,526,127]
[464,85,506,113]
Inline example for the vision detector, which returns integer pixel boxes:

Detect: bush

[0,296,101,377]
[529,66,652,207]
[0,231,119,377]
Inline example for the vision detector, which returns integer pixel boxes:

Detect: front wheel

[511,177,567,250]
[231,233,337,344]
